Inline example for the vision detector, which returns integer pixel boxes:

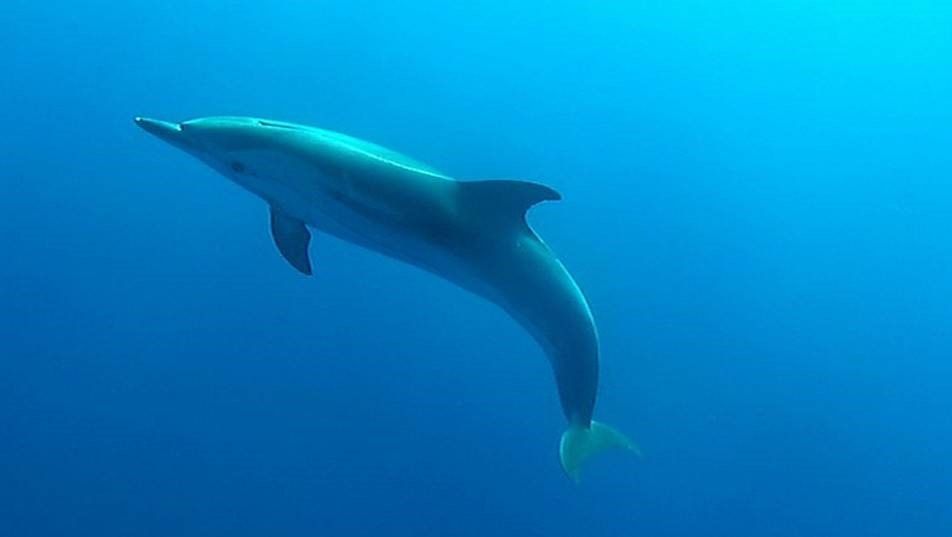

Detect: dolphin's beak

[134,117,180,139]
[134,117,192,150]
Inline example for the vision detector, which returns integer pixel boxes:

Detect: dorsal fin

[458,179,561,232]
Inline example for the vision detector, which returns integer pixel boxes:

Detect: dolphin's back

[261,119,449,179]
[319,131,447,179]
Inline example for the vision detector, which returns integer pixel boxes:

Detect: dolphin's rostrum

[135,116,639,480]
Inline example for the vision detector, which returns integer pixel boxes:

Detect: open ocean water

[2,1,951,536]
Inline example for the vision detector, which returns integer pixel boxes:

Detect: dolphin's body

[135,116,636,479]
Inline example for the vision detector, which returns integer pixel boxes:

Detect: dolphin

[135,115,638,480]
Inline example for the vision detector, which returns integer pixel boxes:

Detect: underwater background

[2,1,951,535]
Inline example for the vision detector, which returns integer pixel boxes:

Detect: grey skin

[135,116,636,479]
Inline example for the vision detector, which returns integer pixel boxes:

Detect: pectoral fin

[269,207,312,275]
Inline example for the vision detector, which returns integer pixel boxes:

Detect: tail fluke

[559,421,640,482]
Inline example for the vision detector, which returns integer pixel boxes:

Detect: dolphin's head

[135,116,326,190]
[135,116,292,177]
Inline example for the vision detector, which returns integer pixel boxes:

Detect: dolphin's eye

[230,161,246,173]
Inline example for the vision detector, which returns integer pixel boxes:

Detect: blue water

[3,1,951,535]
